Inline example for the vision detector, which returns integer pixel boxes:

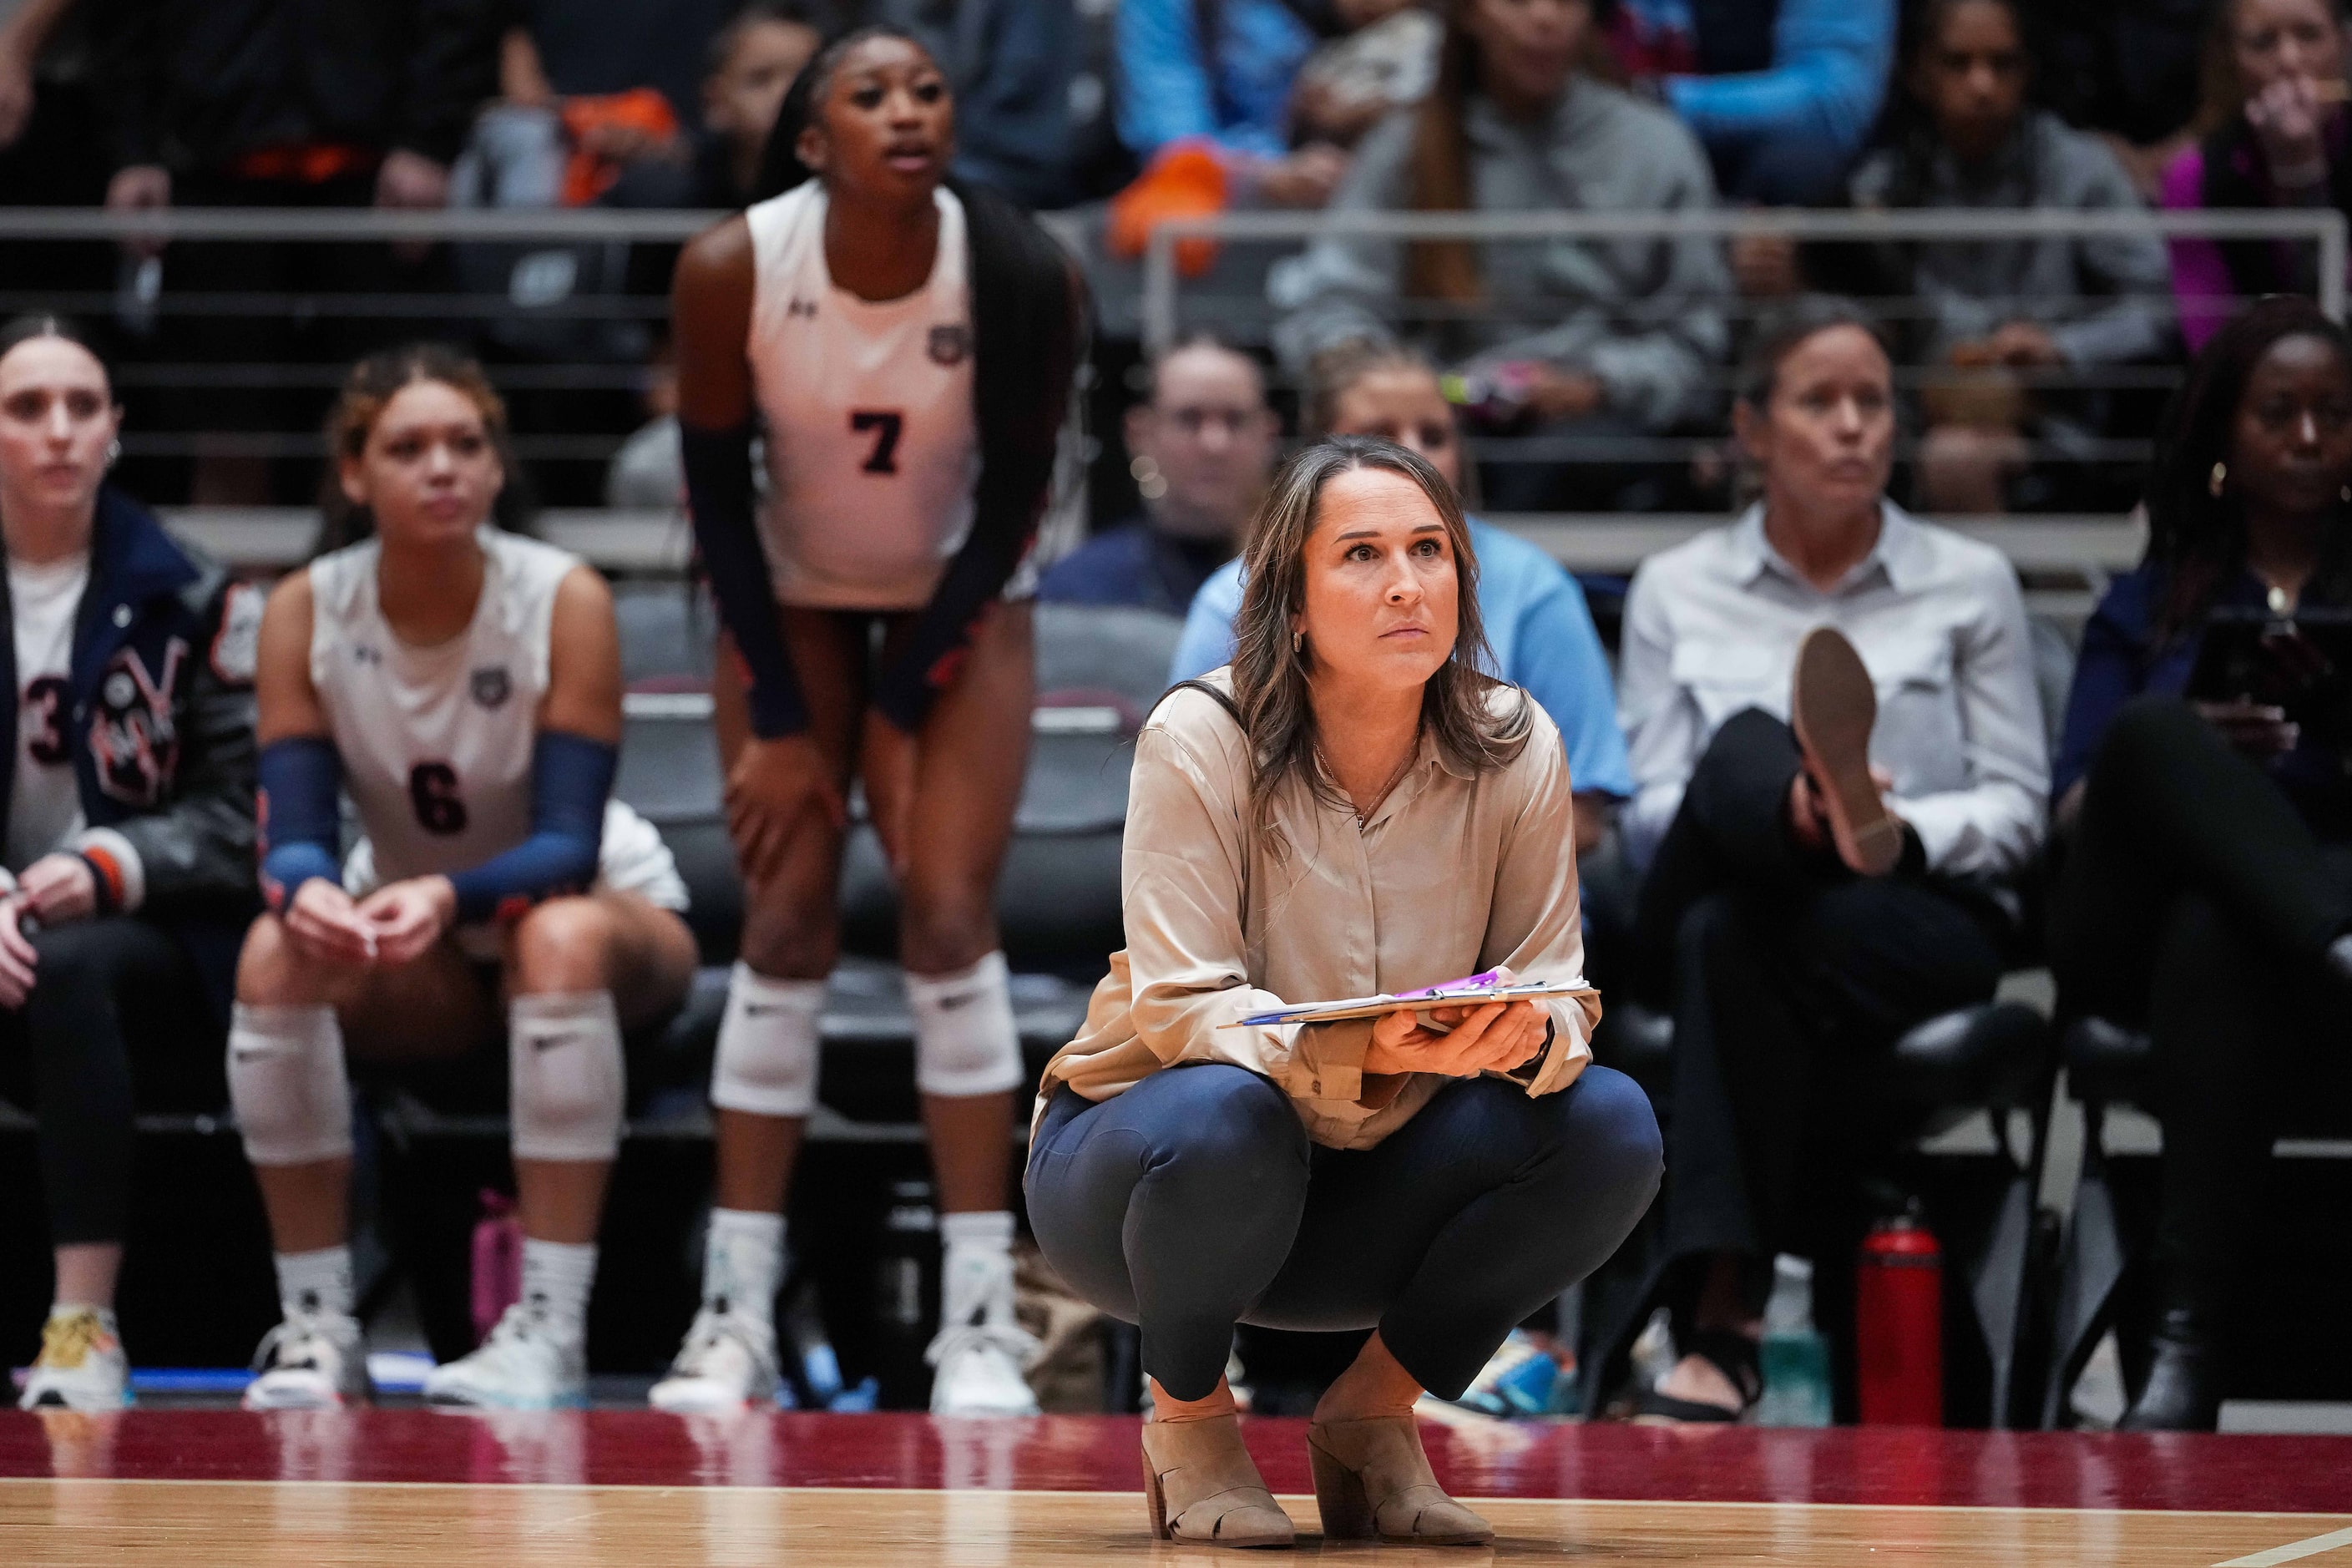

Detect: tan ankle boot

[1305,1414,1493,1544]
[1141,1414,1295,1548]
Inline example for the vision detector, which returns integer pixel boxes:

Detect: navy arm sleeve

[682,421,807,738]
[867,226,1081,732]
[445,731,617,923]
[258,736,346,913]
[866,484,1045,732]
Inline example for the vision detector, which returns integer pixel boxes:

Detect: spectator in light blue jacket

[1171,342,1633,848]
[1115,0,1360,207]
[1610,0,1897,205]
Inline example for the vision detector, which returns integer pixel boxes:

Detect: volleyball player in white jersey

[229,346,699,1411]
[661,27,1081,1414]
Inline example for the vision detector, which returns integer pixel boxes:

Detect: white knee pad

[509,991,625,1162]
[228,1004,354,1167]
[908,951,1023,1099]
[711,963,824,1117]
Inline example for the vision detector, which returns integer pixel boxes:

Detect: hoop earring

[1292,629,1303,656]
[2209,461,2228,498]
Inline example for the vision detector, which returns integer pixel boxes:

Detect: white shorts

[344,799,691,960]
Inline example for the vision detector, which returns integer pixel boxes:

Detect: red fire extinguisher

[1855,1209,1942,1426]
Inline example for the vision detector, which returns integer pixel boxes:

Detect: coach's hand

[361,878,456,967]
[0,897,36,1009]
[1362,969,1549,1078]
[285,878,379,968]
[860,711,917,880]
[727,734,846,888]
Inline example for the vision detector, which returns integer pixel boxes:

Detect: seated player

[0,316,261,1411]
[230,344,697,1411]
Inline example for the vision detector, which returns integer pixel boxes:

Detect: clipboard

[1221,971,1596,1029]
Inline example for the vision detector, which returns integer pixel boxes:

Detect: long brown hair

[315,342,529,554]
[1226,436,1528,848]
[1407,5,1485,303]
[1406,0,1612,302]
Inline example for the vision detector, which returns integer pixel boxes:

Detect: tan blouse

[1035,671,1600,1151]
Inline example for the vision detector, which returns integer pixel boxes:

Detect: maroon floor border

[4,1410,2350,1515]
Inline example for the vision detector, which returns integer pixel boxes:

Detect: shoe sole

[19,1388,134,1414]
[240,1387,355,1413]
[1790,626,1900,877]
[649,1383,767,1415]
[423,1389,590,1411]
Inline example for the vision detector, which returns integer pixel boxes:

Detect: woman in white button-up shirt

[1614,298,2049,1422]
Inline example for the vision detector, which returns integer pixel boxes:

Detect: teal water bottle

[1755,1254,1833,1427]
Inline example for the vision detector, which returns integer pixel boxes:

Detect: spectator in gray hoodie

[1849,0,2174,513]
[1270,0,1731,510]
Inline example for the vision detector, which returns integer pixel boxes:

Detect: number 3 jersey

[745,179,980,610]
[307,528,685,912]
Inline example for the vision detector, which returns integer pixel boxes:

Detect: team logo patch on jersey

[928,324,971,366]
[90,640,185,807]
[210,580,264,685]
[471,665,513,710]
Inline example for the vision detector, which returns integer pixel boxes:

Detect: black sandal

[1631,1328,1763,1424]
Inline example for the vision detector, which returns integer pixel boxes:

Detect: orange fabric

[1107,141,1229,279]
[228,143,378,185]
[79,845,125,909]
[559,89,683,208]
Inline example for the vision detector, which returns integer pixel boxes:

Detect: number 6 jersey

[745,179,980,610]
[308,527,685,913]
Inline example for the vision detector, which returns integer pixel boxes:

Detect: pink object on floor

[469,1190,524,1346]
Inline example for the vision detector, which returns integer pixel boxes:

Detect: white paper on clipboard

[1220,979,1596,1029]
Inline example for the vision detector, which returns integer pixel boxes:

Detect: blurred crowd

[0,0,2344,517]
[0,0,2349,1432]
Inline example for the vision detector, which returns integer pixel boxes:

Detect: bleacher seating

[612,599,1186,1136]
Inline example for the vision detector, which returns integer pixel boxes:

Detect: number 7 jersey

[745,179,980,610]
[306,528,681,908]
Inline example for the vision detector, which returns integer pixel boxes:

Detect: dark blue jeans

[1024,1063,1662,1402]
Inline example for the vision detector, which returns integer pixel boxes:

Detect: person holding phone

[1026,438,1661,1548]
[2050,295,2352,1429]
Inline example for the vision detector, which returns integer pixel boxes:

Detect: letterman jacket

[0,487,261,1004]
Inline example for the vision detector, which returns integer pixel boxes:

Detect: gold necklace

[1328,739,1419,823]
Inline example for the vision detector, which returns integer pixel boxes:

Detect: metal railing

[1139,205,2351,352]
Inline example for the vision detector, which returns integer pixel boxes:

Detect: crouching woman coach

[1026,438,1662,1550]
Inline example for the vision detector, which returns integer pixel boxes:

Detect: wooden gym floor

[4,1409,2351,1565]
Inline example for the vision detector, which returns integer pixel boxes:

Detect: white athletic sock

[275,1246,355,1321]
[519,1238,598,1343]
[938,1210,1016,1330]
[702,1208,785,1325]
[48,1303,117,1330]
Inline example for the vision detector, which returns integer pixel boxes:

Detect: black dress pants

[1639,710,2009,1281]
[0,917,222,1247]
[2049,696,2352,1294]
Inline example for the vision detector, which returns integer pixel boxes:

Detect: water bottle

[1855,1209,1944,1426]
[1755,1254,1832,1427]
[468,1189,524,1347]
